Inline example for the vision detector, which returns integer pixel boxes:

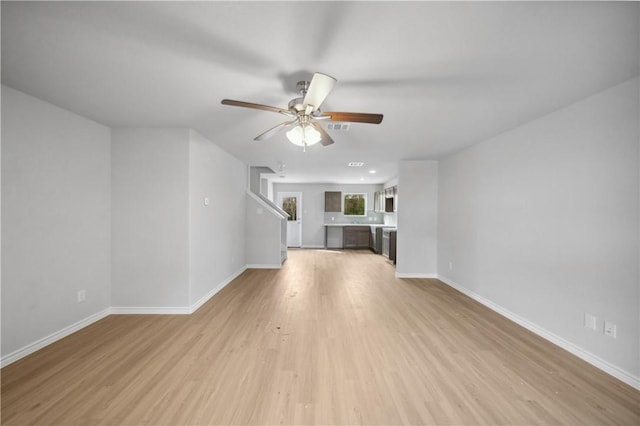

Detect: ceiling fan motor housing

[289,80,313,114]
[288,97,306,113]
[296,80,310,95]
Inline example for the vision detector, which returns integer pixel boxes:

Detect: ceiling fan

[221,73,383,150]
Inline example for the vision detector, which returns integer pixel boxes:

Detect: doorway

[277,192,302,248]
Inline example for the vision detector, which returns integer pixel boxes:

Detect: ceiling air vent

[327,123,351,131]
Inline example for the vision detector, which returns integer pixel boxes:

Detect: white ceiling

[2,2,638,184]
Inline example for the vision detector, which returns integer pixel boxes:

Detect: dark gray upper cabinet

[382,185,398,212]
[385,197,394,212]
[324,191,342,212]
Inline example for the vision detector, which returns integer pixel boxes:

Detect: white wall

[189,130,246,305]
[396,161,438,277]
[438,78,639,384]
[249,166,273,194]
[111,128,190,309]
[1,86,111,357]
[272,183,383,248]
[245,193,285,267]
[267,179,274,201]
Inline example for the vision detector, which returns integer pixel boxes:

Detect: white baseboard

[301,245,325,249]
[1,308,111,368]
[2,268,252,368]
[190,265,247,313]
[246,263,282,269]
[2,307,189,366]
[437,275,640,391]
[110,306,191,315]
[396,272,438,279]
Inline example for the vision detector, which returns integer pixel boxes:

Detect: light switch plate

[584,313,596,331]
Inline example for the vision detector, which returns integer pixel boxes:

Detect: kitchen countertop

[324,223,388,227]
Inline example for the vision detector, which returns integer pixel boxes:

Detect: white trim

[396,272,438,279]
[256,191,288,217]
[110,306,191,315]
[246,263,282,269]
[247,191,287,219]
[437,275,640,390]
[301,245,325,249]
[190,266,247,313]
[1,308,111,368]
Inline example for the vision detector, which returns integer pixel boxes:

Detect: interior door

[278,192,302,248]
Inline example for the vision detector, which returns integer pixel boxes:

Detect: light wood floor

[2,249,639,425]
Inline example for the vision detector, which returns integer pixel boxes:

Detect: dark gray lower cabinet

[382,229,397,264]
[343,226,370,249]
[369,227,376,251]
[389,231,397,264]
[373,227,382,253]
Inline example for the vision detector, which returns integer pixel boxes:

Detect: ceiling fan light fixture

[286,125,322,147]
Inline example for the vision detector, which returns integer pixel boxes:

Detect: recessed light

[348,162,364,167]
[369,169,376,174]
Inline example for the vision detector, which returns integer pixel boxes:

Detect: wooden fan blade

[321,111,383,124]
[221,99,294,117]
[311,122,335,146]
[254,120,298,141]
[302,73,336,112]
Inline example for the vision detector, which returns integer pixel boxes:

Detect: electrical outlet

[604,321,617,338]
[77,290,86,303]
[449,261,453,271]
[584,313,596,331]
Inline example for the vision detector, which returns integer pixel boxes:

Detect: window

[343,193,367,216]
[282,197,297,221]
